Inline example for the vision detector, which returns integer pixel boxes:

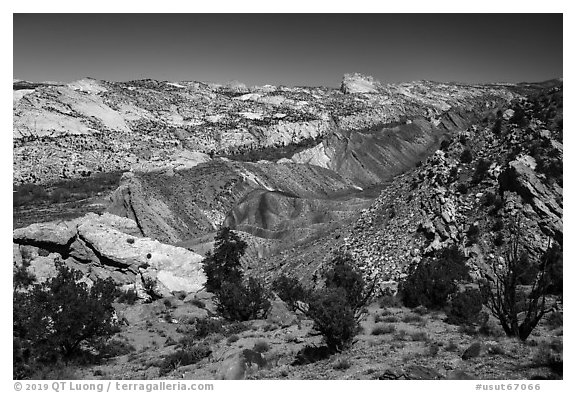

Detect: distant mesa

[340,72,380,94]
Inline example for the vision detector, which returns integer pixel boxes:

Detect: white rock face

[290,142,332,168]
[341,73,380,94]
[67,78,108,94]
[13,213,206,294]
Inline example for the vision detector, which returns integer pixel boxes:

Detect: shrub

[307,288,358,351]
[413,305,429,315]
[303,253,373,351]
[252,340,270,353]
[116,288,138,305]
[492,218,504,232]
[159,344,211,376]
[226,335,240,344]
[13,260,36,291]
[445,341,459,352]
[440,139,451,151]
[177,318,223,349]
[98,338,136,358]
[378,294,402,308]
[272,274,310,312]
[379,315,400,323]
[472,158,491,184]
[163,298,177,309]
[324,252,368,316]
[193,318,224,339]
[13,261,118,377]
[510,106,528,127]
[446,288,483,325]
[478,317,500,337]
[333,358,352,370]
[142,276,161,301]
[459,326,478,338]
[399,246,470,309]
[460,149,473,163]
[466,224,480,245]
[410,331,428,342]
[494,233,505,247]
[543,241,563,295]
[189,299,206,309]
[532,339,563,376]
[216,277,271,321]
[393,330,407,341]
[428,342,441,357]
[202,227,246,293]
[50,188,71,203]
[480,222,561,341]
[489,196,505,215]
[483,192,497,207]
[224,321,250,335]
[492,118,502,135]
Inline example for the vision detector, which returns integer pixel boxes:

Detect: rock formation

[13,213,206,296]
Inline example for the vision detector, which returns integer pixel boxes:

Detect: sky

[13,13,563,87]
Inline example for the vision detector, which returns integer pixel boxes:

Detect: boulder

[501,158,562,242]
[266,299,297,327]
[219,349,267,380]
[77,220,206,293]
[404,365,444,380]
[184,291,218,314]
[13,221,76,247]
[462,342,482,360]
[378,365,443,380]
[13,212,206,294]
[27,253,59,283]
[447,370,475,380]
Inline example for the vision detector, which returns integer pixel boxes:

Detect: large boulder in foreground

[13,212,206,294]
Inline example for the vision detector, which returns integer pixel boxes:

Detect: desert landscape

[13,13,563,382]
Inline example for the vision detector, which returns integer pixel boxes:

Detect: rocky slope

[250,82,563,292]
[340,84,563,288]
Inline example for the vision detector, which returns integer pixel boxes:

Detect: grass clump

[371,324,396,336]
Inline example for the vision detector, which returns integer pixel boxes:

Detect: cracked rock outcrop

[13,212,206,294]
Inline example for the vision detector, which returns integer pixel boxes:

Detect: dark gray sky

[13,14,563,87]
